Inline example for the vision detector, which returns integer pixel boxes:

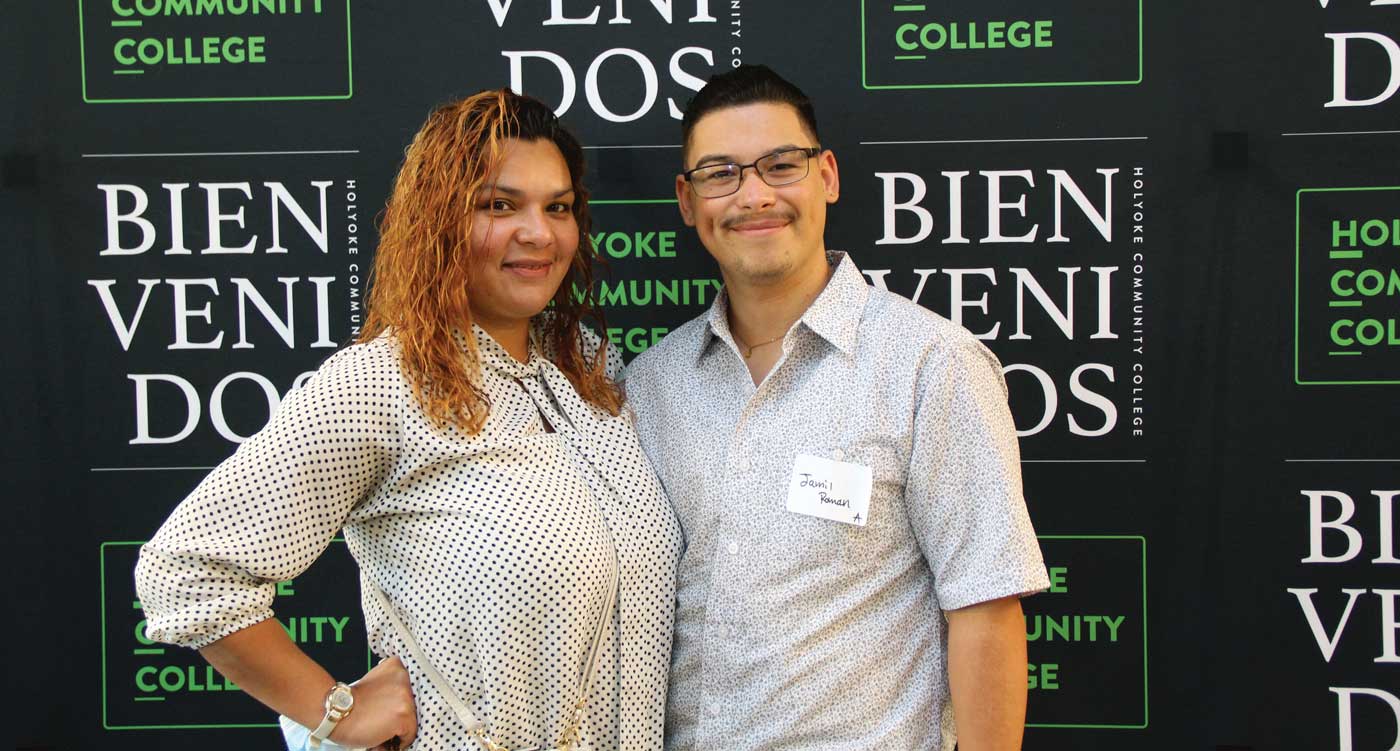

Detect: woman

[135,90,682,750]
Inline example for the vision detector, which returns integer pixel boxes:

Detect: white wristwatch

[309,681,355,749]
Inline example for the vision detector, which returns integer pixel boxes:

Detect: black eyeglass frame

[681,146,824,198]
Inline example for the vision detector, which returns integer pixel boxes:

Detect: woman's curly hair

[357,89,620,433]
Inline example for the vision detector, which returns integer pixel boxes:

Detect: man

[623,65,1049,751]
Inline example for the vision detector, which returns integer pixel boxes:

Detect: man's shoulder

[859,283,992,364]
[625,312,710,382]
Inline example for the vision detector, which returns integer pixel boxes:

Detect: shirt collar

[455,324,545,379]
[695,250,869,362]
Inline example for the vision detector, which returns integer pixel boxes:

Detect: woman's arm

[201,619,416,748]
[136,341,412,746]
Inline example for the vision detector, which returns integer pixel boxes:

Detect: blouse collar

[455,324,546,380]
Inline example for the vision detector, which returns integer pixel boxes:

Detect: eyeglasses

[682,147,822,198]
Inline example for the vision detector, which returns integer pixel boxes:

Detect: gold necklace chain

[733,331,785,359]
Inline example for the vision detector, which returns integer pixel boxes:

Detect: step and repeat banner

[6,1,1399,749]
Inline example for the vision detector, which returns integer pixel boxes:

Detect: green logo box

[78,0,353,103]
[101,540,371,730]
[1294,187,1400,386]
[860,0,1142,90]
[1025,535,1148,730]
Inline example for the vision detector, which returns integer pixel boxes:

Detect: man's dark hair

[680,64,820,164]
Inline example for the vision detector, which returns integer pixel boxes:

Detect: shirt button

[735,457,750,472]
[831,448,845,461]
[708,701,723,715]
[727,541,739,555]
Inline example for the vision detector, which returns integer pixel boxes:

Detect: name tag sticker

[786,453,873,526]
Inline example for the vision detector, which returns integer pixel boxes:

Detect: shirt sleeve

[904,336,1049,612]
[134,340,404,648]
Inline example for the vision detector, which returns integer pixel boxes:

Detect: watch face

[329,686,354,712]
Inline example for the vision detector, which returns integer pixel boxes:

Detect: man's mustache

[721,210,796,230]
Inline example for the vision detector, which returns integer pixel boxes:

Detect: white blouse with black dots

[135,327,682,751]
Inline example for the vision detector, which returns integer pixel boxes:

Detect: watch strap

[310,713,337,747]
[309,682,352,748]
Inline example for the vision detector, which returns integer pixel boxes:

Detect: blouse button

[727,541,739,555]
[831,448,845,461]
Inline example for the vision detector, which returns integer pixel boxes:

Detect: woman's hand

[330,656,418,750]
[196,620,417,749]
[198,620,407,747]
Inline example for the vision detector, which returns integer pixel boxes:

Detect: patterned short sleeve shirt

[136,326,683,750]
[623,251,1049,751]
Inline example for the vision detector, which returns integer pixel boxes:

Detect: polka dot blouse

[135,326,683,750]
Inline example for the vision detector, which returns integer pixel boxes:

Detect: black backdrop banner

[5,2,1399,749]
